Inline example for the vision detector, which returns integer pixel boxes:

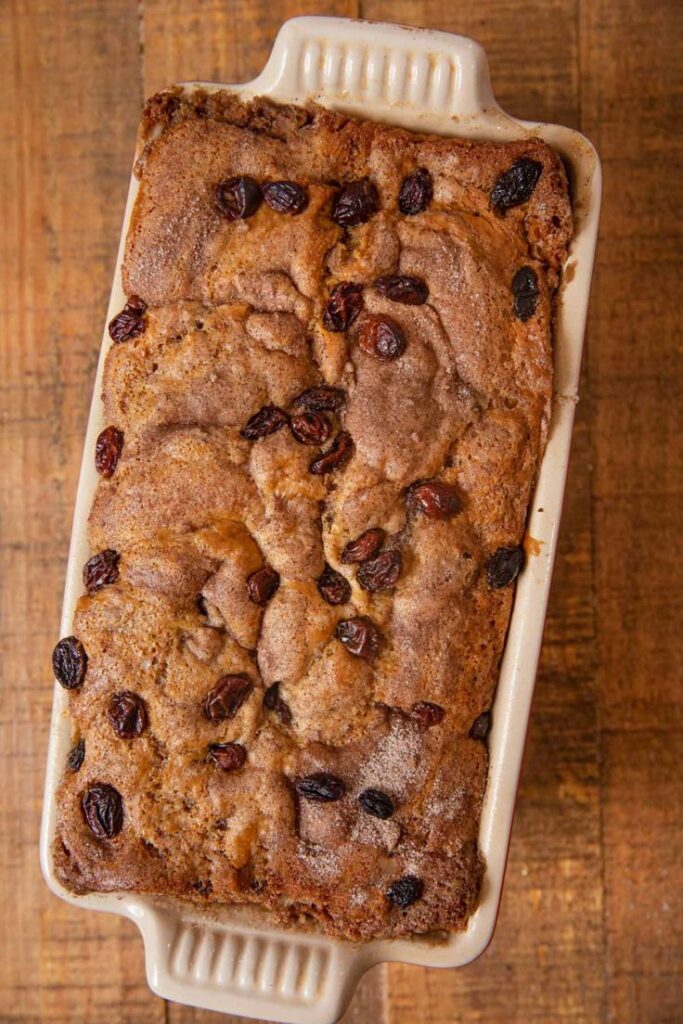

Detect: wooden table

[1,2,681,1021]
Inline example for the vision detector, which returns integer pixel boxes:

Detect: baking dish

[40,15,601,1024]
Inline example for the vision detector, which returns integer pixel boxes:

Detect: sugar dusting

[358,717,430,799]
[425,786,467,824]
[297,841,343,884]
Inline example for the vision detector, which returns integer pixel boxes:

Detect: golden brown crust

[54,90,572,941]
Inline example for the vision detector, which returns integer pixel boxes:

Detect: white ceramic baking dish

[40,16,601,1024]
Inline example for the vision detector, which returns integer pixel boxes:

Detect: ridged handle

[250,15,497,121]
[139,905,359,1024]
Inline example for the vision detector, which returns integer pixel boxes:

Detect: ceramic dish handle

[139,906,359,1024]
[248,15,498,121]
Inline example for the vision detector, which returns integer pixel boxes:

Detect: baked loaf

[52,89,572,941]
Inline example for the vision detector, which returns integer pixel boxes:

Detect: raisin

[317,564,351,606]
[83,549,120,593]
[66,738,85,772]
[374,275,429,305]
[335,616,381,659]
[357,315,406,361]
[263,682,293,726]
[208,742,247,771]
[358,788,394,819]
[292,386,346,413]
[295,772,345,802]
[290,412,332,446]
[487,546,525,588]
[204,675,254,722]
[357,550,402,592]
[108,298,147,343]
[332,178,379,226]
[240,405,289,440]
[309,431,353,475]
[81,783,124,839]
[512,266,540,321]
[407,481,461,519]
[399,168,433,215]
[262,180,309,215]
[247,565,280,606]
[52,636,87,690]
[95,426,124,478]
[341,528,386,565]
[470,710,491,740]
[215,176,262,220]
[323,282,364,332]
[108,691,148,739]
[491,158,543,213]
[386,875,423,908]
[411,701,445,727]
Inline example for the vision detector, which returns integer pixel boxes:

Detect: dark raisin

[335,616,381,659]
[323,282,364,332]
[190,879,213,896]
[491,158,543,213]
[357,550,402,592]
[358,788,394,819]
[66,738,85,772]
[399,168,433,215]
[263,683,292,725]
[108,297,147,343]
[290,412,332,446]
[470,710,492,740]
[204,675,254,721]
[317,564,351,606]
[357,315,406,361]
[374,275,429,305]
[240,405,289,440]
[411,701,445,727]
[81,783,124,839]
[512,266,540,321]
[292,386,346,413]
[262,180,309,215]
[83,549,120,593]
[332,178,379,226]
[309,431,353,475]
[486,546,525,588]
[407,481,461,519]
[52,636,87,690]
[208,742,247,771]
[95,426,124,478]
[386,875,423,908]
[215,176,262,220]
[247,565,280,606]
[295,772,346,802]
[108,691,147,739]
[341,527,386,565]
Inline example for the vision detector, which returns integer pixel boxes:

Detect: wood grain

[1,1,680,1022]
[581,2,683,1022]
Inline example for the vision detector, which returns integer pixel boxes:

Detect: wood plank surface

[0,2,680,1023]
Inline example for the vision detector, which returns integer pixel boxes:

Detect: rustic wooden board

[1,1,680,1022]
